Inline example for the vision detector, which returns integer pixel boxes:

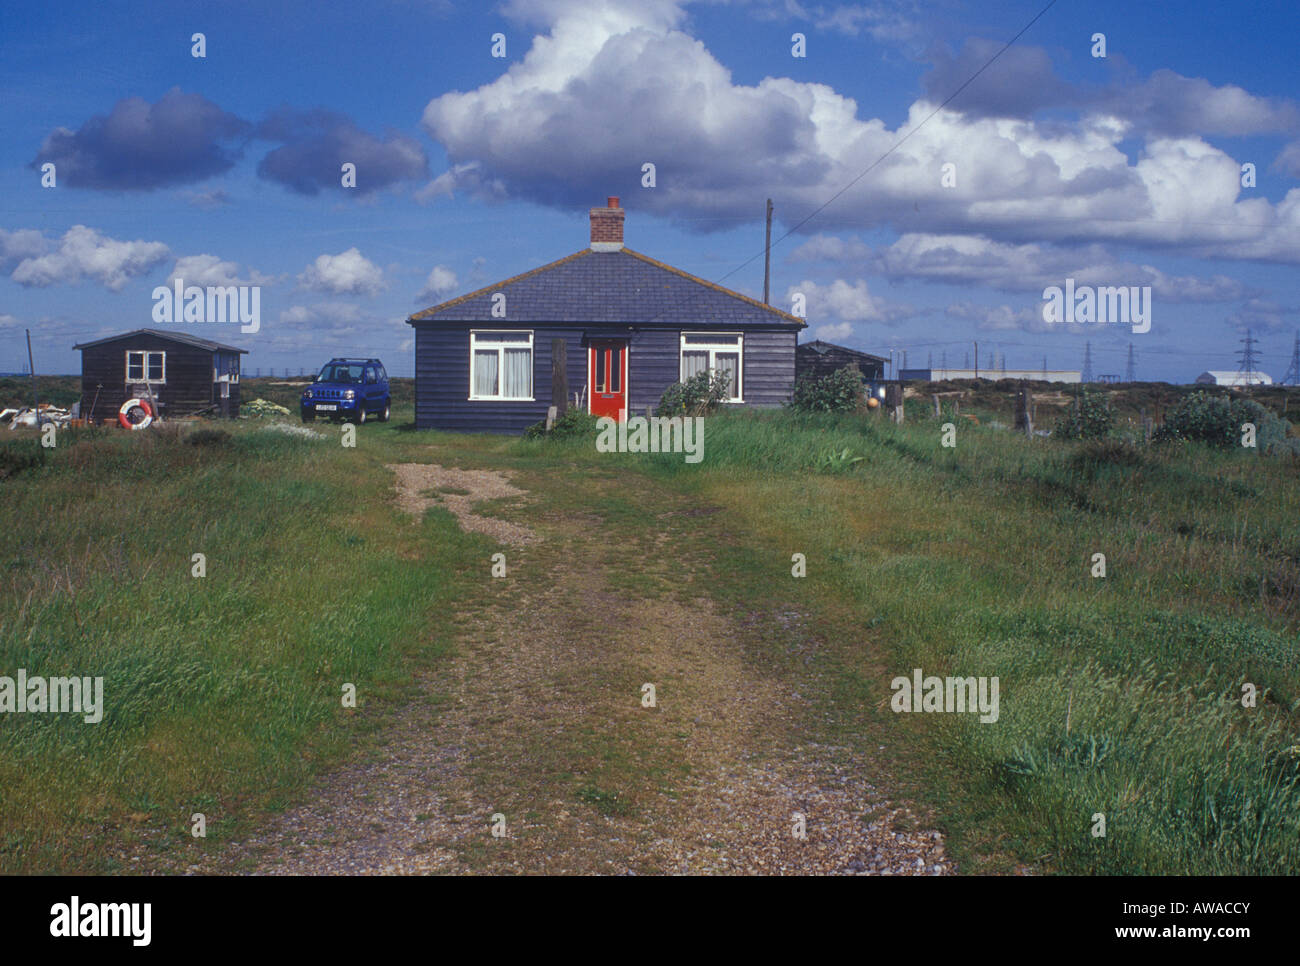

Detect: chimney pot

[607,196,619,208]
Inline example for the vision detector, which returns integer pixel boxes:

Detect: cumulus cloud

[0,228,48,274]
[416,2,1300,263]
[167,254,272,288]
[792,232,1249,302]
[29,88,248,190]
[415,265,458,303]
[945,300,1048,333]
[298,248,385,295]
[7,225,170,290]
[255,108,428,195]
[787,277,915,325]
[1225,297,1290,332]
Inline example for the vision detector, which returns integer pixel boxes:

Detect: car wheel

[355,405,367,425]
[379,399,390,422]
[302,410,314,423]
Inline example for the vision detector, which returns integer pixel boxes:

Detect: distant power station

[899,367,1082,384]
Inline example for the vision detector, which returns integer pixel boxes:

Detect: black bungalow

[795,339,887,382]
[406,197,807,434]
[72,328,247,423]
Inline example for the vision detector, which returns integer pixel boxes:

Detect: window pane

[127,355,143,380]
[503,347,531,398]
[594,347,606,392]
[683,333,740,345]
[682,350,708,381]
[609,347,621,392]
[715,353,739,397]
[148,353,164,380]
[476,331,530,344]
[474,349,499,396]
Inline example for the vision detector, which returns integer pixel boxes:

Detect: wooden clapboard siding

[75,330,245,421]
[412,322,800,432]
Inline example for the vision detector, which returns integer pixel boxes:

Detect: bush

[1053,390,1113,440]
[523,408,601,440]
[655,370,733,418]
[1153,391,1291,452]
[789,366,864,414]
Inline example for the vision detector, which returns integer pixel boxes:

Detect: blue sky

[2,0,1297,380]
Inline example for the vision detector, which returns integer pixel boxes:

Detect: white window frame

[679,332,743,403]
[126,350,166,384]
[468,329,535,401]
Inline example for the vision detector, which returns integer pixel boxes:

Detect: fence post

[551,339,568,417]
[1015,383,1033,437]
[932,393,941,419]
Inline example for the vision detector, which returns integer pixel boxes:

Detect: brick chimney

[589,196,624,251]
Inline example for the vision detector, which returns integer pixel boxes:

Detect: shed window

[126,351,165,383]
[680,333,742,402]
[469,331,533,400]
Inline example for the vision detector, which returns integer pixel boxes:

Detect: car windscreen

[316,364,364,384]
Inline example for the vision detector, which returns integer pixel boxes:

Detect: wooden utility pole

[762,199,773,304]
[25,329,41,423]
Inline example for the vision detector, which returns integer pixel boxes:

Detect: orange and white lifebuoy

[118,398,154,430]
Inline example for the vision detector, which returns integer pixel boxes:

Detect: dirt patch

[387,463,534,546]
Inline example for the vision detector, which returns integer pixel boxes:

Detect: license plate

[316,404,337,411]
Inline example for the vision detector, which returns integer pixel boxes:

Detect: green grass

[624,407,1300,874]
[2,393,1297,875]
[0,408,485,873]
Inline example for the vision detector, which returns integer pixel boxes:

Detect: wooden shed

[796,339,887,382]
[72,329,247,423]
[407,197,806,433]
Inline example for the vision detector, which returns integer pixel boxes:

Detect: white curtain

[682,351,708,381]
[503,347,531,398]
[715,352,739,397]
[474,350,499,397]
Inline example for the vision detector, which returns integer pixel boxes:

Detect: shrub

[1053,390,1113,440]
[655,370,733,418]
[789,366,864,414]
[1153,391,1291,452]
[523,408,601,440]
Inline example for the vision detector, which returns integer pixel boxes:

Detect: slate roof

[73,328,248,354]
[409,248,804,326]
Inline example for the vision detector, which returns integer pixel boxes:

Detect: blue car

[301,358,391,423]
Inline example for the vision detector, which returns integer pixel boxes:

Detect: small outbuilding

[796,339,887,382]
[72,328,247,423]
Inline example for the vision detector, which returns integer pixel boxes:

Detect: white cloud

[168,254,271,287]
[787,277,914,325]
[793,232,1249,303]
[415,2,1300,262]
[813,321,854,341]
[415,265,458,303]
[298,248,384,296]
[7,225,169,290]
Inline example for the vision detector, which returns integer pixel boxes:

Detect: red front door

[589,340,628,420]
